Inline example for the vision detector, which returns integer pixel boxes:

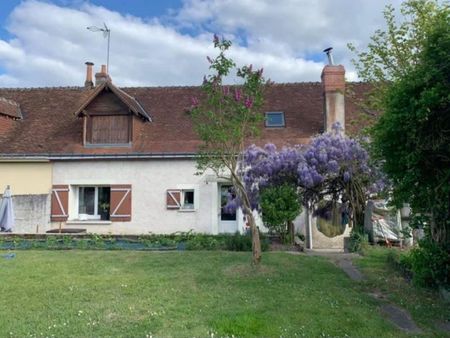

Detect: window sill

[66,220,112,225]
[178,209,197,213]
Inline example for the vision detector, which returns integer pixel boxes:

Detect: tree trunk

[230,171,262,265]
[247,210,262,265]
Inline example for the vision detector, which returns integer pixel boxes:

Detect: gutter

[0,152,198,161]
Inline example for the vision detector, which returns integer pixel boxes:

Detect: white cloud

[0,0,401,87]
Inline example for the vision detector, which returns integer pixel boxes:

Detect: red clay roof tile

[0,82,370,156]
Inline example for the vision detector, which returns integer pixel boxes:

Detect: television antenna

[87,23,111,72]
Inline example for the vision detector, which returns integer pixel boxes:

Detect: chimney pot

[84,61,94,88]
[95,64,110,86]
[323,47,334,65]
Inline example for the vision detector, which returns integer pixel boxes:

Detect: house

[0,60,369,249]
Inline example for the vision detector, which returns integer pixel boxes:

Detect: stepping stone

[380,304,422,333]
[337,259,365,281]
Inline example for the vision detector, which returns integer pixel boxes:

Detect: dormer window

[73,80,151,148]
[86,114,131,145]
[265,111,285,128]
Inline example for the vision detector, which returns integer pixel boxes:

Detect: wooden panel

[166,190,181,209]
[51,185,69,222]
[110,184,132,222]
[86,91,130,116]
[88,115,130,144]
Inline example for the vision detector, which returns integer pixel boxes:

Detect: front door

[218,184,238,233]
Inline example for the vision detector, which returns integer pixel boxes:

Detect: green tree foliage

[190,36,268,264]
[260,184,302,244]
[348,0,446,111]
[350,0,449,286]
[372,6,450,245]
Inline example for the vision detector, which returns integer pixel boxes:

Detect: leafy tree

[259,184,302,244]
[348,0,446,112]
[372,7,450,245]
[190,36,268,264]
[350,0,450,246]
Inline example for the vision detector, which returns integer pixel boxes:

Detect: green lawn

[355,247,450,336]
[0,250,445,337]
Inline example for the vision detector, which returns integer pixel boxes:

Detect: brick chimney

[321,51,345,133]
[95,64,110,86]
[84,61,94,88]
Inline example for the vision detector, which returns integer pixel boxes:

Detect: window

[78,186,111,220]
[220,185,237,221]
[265,111,285,128]
[86,115,131,145]
[166,188,197,210]
[181,190,195,210]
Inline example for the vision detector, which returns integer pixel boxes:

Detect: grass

[355,247,450,336]
[0,249,445,337]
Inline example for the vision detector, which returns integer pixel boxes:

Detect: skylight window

[265,112,285,128]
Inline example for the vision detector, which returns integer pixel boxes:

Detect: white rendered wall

[52,159,250,235]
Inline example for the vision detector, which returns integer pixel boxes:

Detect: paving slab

[380,304,422,333]
[337,258,365,281]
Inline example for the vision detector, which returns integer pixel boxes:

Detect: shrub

[386,249,413,280]
[409,239,449,288]
[347,230,369,253]
[225,232,269,252]
[185,234,222,250]
[260,184,302,244]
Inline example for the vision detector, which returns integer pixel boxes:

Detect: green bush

[260,184,301,244]
[224,232,269,252]
[386,249,413,280]
[185,234,222,250]
[347,230,369,253]
[409,239,449,288]
[0,232,271,252]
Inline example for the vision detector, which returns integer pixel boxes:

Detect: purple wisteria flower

[231,122,384,212]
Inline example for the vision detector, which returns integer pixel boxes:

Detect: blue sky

[0,1,183,39]
[0,0,401,87]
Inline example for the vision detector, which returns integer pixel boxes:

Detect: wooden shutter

[166,190,181,209]
[110,185,132,222]
[51,185,69,222]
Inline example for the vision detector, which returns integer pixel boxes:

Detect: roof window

[265,111,285,128]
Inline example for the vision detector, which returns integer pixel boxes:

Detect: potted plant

[99,202,110,220]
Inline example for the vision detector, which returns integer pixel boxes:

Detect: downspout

[307,203,313,249]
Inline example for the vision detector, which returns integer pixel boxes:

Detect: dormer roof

[73,81,151,122]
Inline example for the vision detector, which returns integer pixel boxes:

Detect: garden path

[302,250,423,334]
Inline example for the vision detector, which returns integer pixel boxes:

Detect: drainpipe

[307,204,313,249]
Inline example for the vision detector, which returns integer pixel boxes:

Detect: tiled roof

[0,97,22,119]
[0,82,369,156]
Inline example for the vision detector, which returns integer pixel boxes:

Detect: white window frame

[181,189,195,210]
[265,111,285,128]
[177,185,199,212]
[75,186,110,221]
